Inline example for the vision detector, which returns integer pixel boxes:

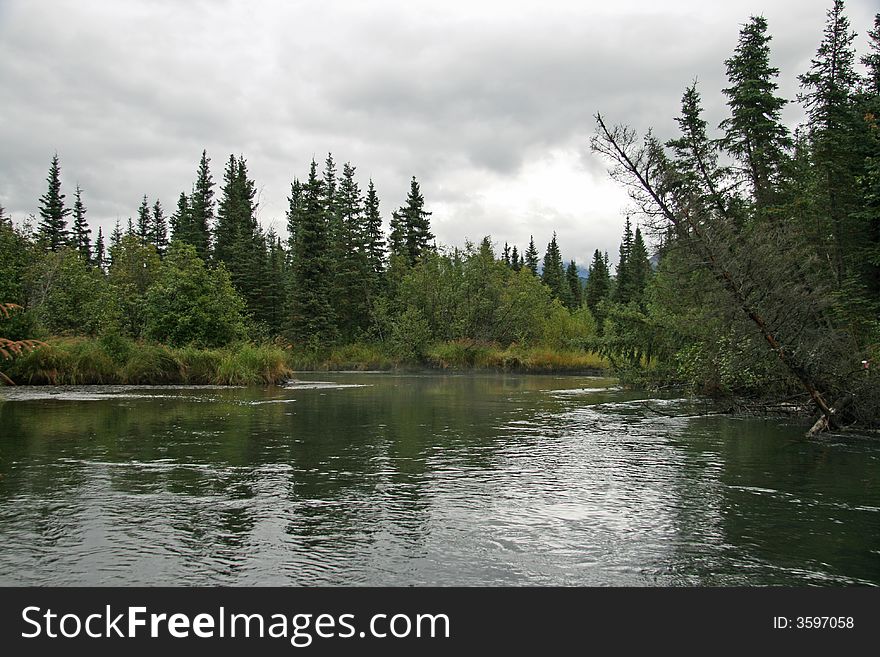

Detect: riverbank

[2,337,610,385]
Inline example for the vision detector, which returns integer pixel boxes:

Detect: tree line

[1,150,644,357]
[592,1,880,430]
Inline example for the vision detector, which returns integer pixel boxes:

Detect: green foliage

[145,242,247,347]
[107,235,162,337]
[37,154,71,252]
[286,159,338,345]
[389,176,433,266]
[28,248,108,335]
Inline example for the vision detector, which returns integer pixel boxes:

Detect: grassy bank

[4,336,291,385]
[3,337,609,386]
[287,340,609,374]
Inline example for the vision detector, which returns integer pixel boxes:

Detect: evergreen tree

[287,159,337,344]
[188,150,214,260]
[214,154,264,319]
[863,14,880,94]
[110,220,123,250]
[136,195,151,245]
[613,217,634,303]
[541,233,566,301]
[798,0,861,282]
[263,228,287,336]
[170,192,190,244]
[71,184,91,263]
[629,226,652,306]
[0,205,9,228]
[565,260,583,309]
[286,178,303,253]
[37,153,70,251]
[502,242,511,267]
[151,200,168,256]
[390,176,433,266]
[585,248,611,314]
[720,16,791,207]
[511,245,521,271]
[524,236,539,274]
[94,227,106,271]
[364,179,386,278]
[332,161,372,339]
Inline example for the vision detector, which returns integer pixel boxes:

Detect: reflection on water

[0,374,878,586]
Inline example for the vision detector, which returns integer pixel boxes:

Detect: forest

[2,1,879,432]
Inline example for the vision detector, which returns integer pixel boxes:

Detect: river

[0,373,877,586]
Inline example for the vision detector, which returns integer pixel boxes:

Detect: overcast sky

[1,0,876,266]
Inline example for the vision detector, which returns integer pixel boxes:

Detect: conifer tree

[170,192,190,244]
[332,161,372,338]
[524,236,539,274]
[0,205,9,228]
[263,228,287,336]
[287,159,337,344]
[864,14,880,94]
[364,179,386,278]
[502,242,511,267]
[511,245,521,271]
[136,195,151,245]
[94,227,106,271]
[541,233,566,301]
[151,200,168,256]
[188,150,214,260]
[565,260,583,309]
[286,179,303,253]
[720,16,791,206]
[390,176,433,266]
[613,217,634,303]
[37,154,70,251]
[585,249,611,312]
[629,226,652,306]
[214,154,263,318]
[798,0,861,281]
[71,184,91,263]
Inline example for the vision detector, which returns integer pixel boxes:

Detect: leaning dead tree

[591,113,859,436]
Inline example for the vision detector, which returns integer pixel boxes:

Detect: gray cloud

[1,0,877,266]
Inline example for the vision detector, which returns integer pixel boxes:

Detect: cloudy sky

[1,0,876,265]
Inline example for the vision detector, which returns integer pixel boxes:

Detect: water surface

[1,373,877,585]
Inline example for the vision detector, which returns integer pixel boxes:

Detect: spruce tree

[390,176,433,266]
[613,217,634,303]
[720,16,791,207]
[798,0,861,282]
[71,184,91,263]
[188,150,214,260]
[332,161,372,339]
[502,242,511,267]
[286,178,303,253]
[585,249,611,312]
[864,14,880,94]
[565,260,583,309]
[94,227,106,271]
[170,192,190,244]
[364,179,386,278]
[629,226,652,306]
[136,195,151,245]
[287,159,337,344]
[511,245,521,271]
[541,233,566,301]
[524,236,539,274]
[151,200,168,256]
[214,154,263,318]
[37,153,71,251]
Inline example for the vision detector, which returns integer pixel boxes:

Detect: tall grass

[4,337,291,386]
[425,341,608,372]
